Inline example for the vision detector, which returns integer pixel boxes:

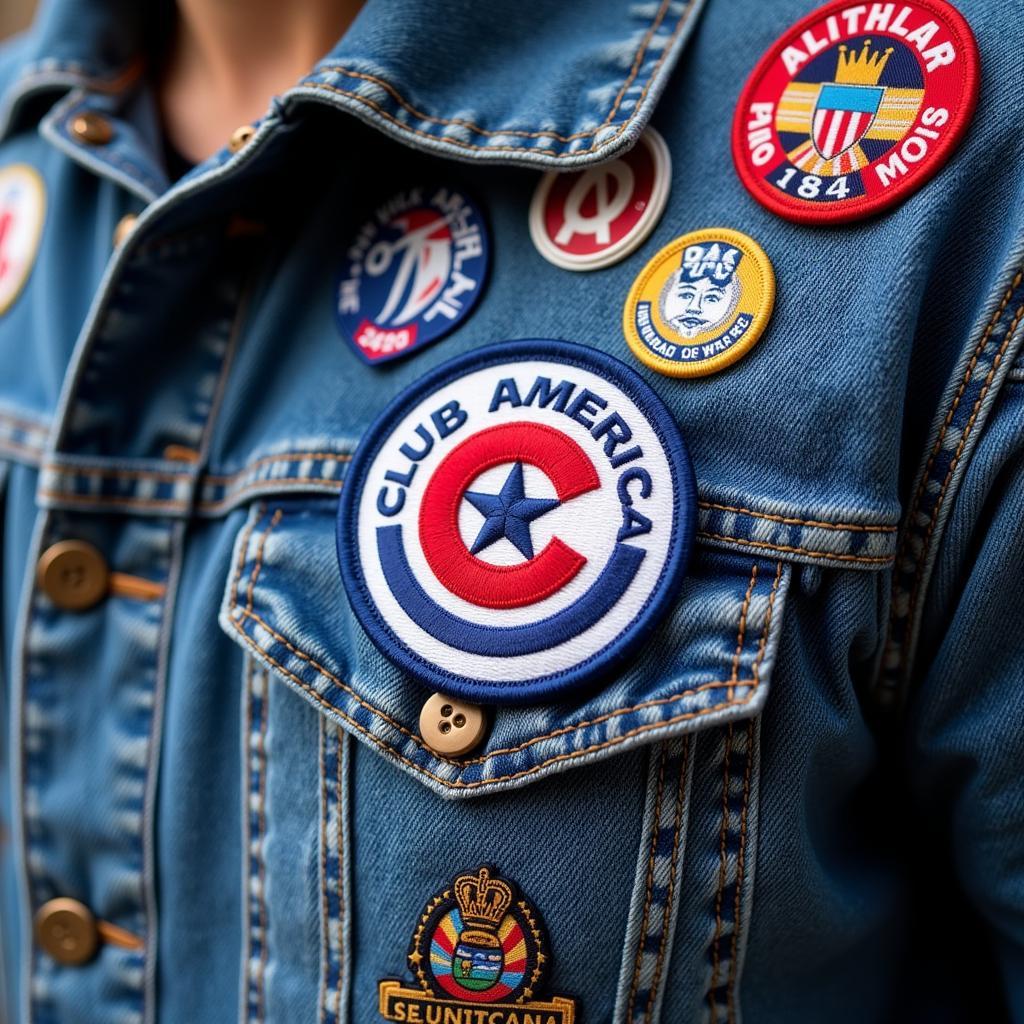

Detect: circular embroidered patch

[732,0,979,224]
[407,868,547,1004]
[622,228,775,378]
[335,186,489,364]
[337,339,695,704]
[0,164,45,316]
[528,128,671,271]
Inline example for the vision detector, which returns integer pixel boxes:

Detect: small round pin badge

[623,228,775,378]
[732,0,980,224]
[529,128,671,271]
[0,164,45,316]
[335,185,489,364]
[337,339,696,704]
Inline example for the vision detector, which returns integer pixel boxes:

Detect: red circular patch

[731,0,979,224]
[529,128,671,270]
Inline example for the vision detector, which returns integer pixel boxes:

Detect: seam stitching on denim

[231,509,263,613]
[728,566,758,701]
[626,745,669,1022]
[883,268,1023,677]
[240,596,762,759]
[246,510,283,614]
[318,720,331,1024]
[900,302,1023,672]
[232,509,775,764]
[37,450,354,485]
[242,656,254,1024]
[707,724,734,1022]
[697,531,890,564]
[333,731,344,1018]
[0,410,49,433]
[309,0,675,143]
[228,511,779,786]
[753,564,783,684]
[297,0,697,159]
[698,500,896,532]
[725,718,756,1023]
[255,665,269,1023]
[230,613,764,790]
[644,734,691,1023]
[0,440,45,463]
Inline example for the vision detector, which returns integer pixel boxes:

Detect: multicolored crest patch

[732,0,979,223]
[378,867,576,1024]
[0,164,45,316]
[336,340,695,704]
[336,186,489,363]
[528,128,671,271]
[623,228,775,377]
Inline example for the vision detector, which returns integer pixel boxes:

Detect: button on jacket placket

[12,86,277,1024]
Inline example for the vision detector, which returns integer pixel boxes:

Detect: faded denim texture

[1,0,1024,1022]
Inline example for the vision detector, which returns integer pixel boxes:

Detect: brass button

[228,124,256,153]
[112,213,138,248]
[37,540,109,611]
[70,112,114,146]
[419,693,486,757]
[34,898,99,966]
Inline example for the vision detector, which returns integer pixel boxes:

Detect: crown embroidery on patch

[731,0,981,224]
[834,39,894,85]
[377,866,576,1023]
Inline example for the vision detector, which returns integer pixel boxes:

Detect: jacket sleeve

[906,365,1024,1018]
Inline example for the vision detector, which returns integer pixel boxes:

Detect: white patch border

[0,164,46,317]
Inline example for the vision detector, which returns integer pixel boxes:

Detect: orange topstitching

[230,508,778,786]
[311,0,677,143]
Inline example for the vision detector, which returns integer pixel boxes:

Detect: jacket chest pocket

[220,498,790,1024]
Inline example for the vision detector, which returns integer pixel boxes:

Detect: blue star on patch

[464,462,560,560]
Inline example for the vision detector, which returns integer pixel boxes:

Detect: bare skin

[159,0,366,164]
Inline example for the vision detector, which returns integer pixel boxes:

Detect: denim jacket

[2,1,1024,1022]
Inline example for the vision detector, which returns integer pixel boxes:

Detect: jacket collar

[1,0,706,167]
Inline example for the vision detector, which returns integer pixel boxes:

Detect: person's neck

[160,0,364,164]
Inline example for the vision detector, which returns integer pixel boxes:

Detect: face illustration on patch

[623,228,775,378]
[661,272,741,339]
[659,242,742,340]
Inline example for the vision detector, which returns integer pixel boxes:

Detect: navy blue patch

[337,339,696,705]
[335,186,489,364]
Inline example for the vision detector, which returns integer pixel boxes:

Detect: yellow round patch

[0,164,46,317]
[622,227,775,378]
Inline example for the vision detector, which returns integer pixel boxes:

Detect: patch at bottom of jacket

[378,866,576,1023]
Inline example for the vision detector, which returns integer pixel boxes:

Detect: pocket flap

[219,499,791,798]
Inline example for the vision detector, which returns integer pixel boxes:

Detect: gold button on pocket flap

[220,498,796,798]
[419,693,487,757]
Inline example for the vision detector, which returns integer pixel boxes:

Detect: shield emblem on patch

[812,83,884,160]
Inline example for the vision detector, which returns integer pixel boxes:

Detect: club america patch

[623,228,775,378]
[0,165,45,316]
[378,866,576,1024]
[336,186,489,364]
[732,0,979,224]
[336,339,695,704]
[528,128,671,271]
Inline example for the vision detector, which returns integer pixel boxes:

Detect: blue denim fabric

[1,0,1023,1022]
